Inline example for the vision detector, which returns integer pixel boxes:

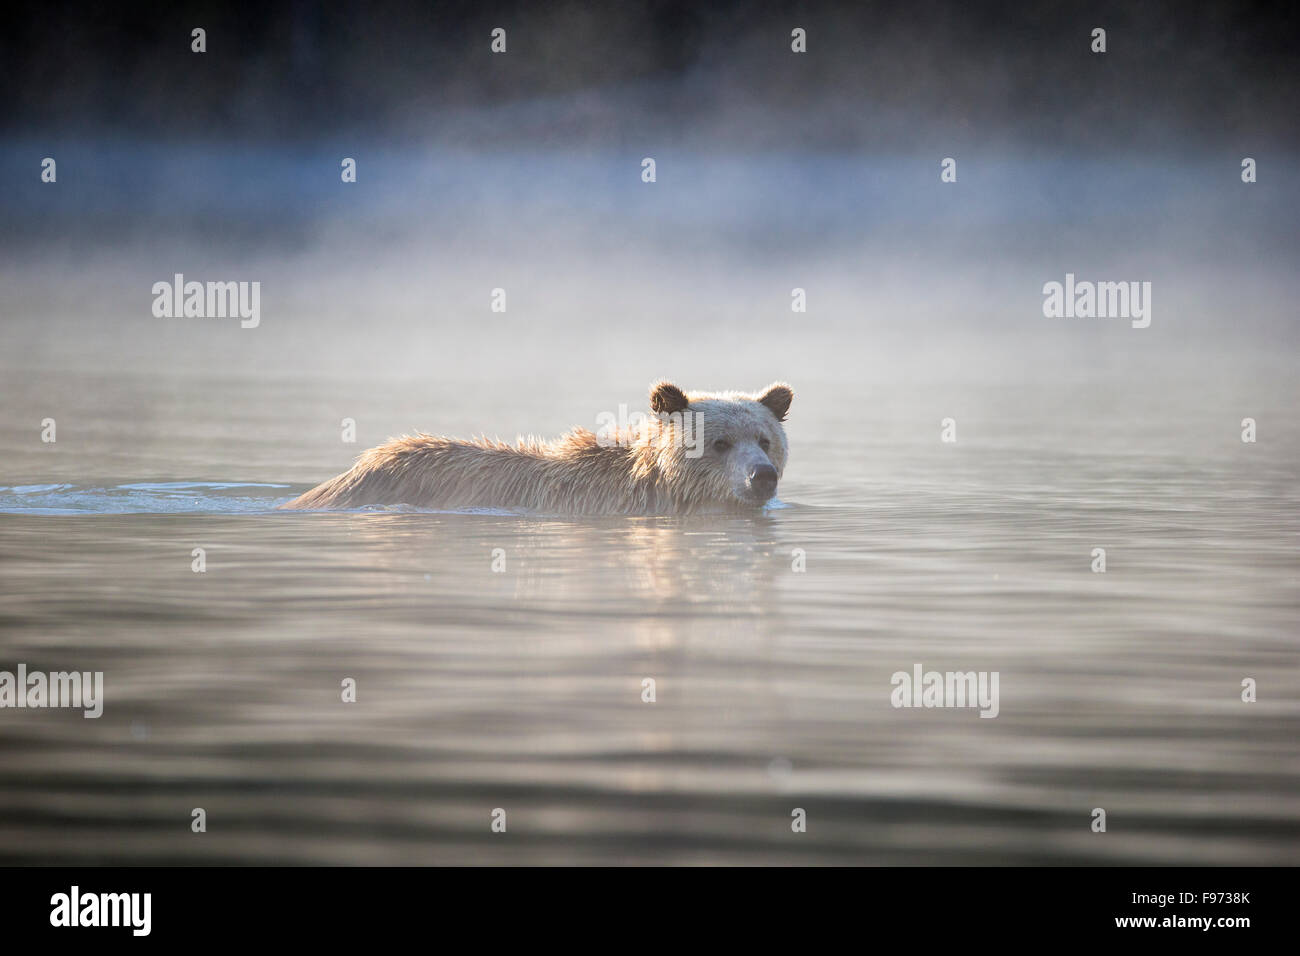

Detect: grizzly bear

[279,381,793,515]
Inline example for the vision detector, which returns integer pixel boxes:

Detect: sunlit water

[0,368,1296,864]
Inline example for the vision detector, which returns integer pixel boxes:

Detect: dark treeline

[3,0,1298,147]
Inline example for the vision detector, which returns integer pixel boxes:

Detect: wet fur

[279,382,793,515]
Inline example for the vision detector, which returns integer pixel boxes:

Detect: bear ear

[756,382,793,421]
[649,380,690,415]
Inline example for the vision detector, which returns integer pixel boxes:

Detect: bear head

[642,380,793,509]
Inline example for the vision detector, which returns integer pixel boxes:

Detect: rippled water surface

[1,369,1297,864]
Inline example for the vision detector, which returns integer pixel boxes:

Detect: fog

[3,0,1296,388]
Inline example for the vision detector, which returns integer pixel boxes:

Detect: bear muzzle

[745,462,779,502]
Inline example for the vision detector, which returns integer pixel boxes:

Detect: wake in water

[0,482,794,517]
[0,482,292,515]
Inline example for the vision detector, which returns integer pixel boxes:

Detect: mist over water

[1,1,1297,864]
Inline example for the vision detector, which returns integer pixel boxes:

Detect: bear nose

[748,463,778,496]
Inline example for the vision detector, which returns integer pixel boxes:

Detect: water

[0,367,1296,864]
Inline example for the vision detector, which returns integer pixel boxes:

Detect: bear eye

[712,439,732,453]
[759,437,771,451]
